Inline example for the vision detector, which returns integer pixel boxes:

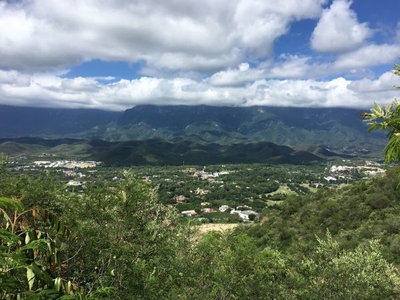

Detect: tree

[59,170,187,299]
[178,231,295,299]
[363,64,400,163]
[298,231,400,299]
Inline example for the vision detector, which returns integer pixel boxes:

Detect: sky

[0,0,399,111]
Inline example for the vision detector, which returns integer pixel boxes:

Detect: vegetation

[1,155,400,298]
[363,64,400,163]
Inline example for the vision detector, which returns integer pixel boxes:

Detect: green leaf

[54,277,62,292]
[25,232,30,244]
[0,252,27,266]
[25,289,63,300]
[19,239,50,252]
[65,280,72,294]
[0,228,20,244]
[0,196,24,213]
[30,262,54,285]
[26,266,35,291]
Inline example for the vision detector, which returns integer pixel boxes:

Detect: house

[195,188,210,196]
[231,209,258,221]
[181,210,197,216]
[238,210,259,221]
[66,180,84,192]
[175,195,187,203]
[324,176,337,182]
[34,161,51,166]
[236,205,252,210]
[66,180,82,187]
[201,208,216,213]
[219,205,230,212]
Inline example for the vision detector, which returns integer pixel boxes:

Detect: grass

[197,223,238,234]
[301,183,318,193]
[267,184,296,196]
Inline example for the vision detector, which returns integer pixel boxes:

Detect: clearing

[197,223,238,234]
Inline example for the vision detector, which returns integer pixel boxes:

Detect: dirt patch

[197,223,238,234]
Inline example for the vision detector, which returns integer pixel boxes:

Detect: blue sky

[0,0,399,111]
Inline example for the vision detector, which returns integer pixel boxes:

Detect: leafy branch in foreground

[363,64,400,163]
[0,197,80,299]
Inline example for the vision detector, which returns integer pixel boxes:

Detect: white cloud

[0,0,399,111]
[348,71,399,92]
[233,0,326,58]
[311,0,372,53]
[208,63,267,86]
[268,55,318,79]
[209,55,334,85]
[0,70,398,111]
[334,44,400,70]
[0,70,31,86]
[0,0,325,72]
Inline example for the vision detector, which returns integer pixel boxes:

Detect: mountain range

[0,104,386,165]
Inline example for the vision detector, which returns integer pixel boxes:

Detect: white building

[231,209,259,221]
[219,205,230,212]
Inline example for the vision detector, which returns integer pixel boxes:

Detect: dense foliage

[363,64,400,164]
[242,166,400,261]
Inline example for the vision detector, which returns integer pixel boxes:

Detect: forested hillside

[242,166,400,264]
[0,104,385,155]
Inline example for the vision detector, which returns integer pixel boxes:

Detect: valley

[5,154,384,222]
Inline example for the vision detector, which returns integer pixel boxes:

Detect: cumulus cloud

[0,70,398,111]
[0,0,324,73]
[311,0,372,53]
[334,44,400,70]
[348,71,399,92]
[208,63,267,86]
[267,55,326,79]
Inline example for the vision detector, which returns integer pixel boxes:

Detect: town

[6,156,386,223]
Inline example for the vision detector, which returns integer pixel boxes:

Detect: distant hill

[0,137,322,166]
[111,105,385,154]
[89,139,324,166]
[0,105,120,137]
[0,104,386,155]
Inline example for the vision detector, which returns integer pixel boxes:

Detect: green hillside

[109,105,385,153]
[0,137,324,165]
[0,141,47,156]
[242,166,400,264]
[0,105,386,154]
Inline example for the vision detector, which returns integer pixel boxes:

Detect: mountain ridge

[0,104,386,155]
[0,137,325,166]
